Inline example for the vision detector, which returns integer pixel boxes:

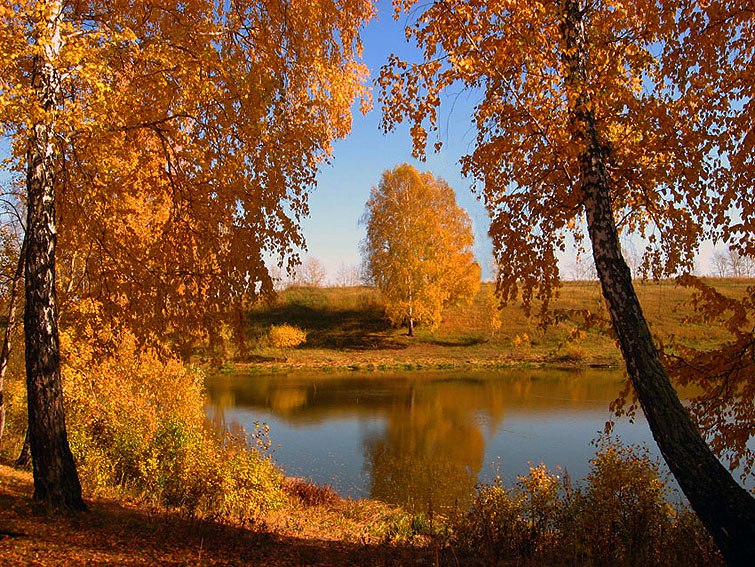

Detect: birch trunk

[24,0,85,512]
[561,1,755,563]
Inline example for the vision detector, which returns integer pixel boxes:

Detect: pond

[205,368,693,512]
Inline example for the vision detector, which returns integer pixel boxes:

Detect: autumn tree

[659,0,755,506]
[362,164,480,336]
[0,216,24,449]
[0,0,373,511]
[380,0,754,563]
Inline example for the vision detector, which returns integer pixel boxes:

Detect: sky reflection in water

[205,369,693,512]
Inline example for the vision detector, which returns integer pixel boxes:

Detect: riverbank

[212,279,749,374]
[219,342,621,376]
[3,280,744,565]
[1,449,721,566]
[0,465,440,566]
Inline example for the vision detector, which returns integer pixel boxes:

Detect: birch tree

[0,0,373,511]
[379,0,755,563]
[362,164,480,336]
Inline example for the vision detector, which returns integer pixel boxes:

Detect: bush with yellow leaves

[456,439,722,566]
[61,319,284,520]
[512,332,532,351]
[458,464,562,561]
[267,324,307,349]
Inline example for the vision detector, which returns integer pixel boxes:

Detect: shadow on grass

[250,291,407,351]
[0,466,446,566]
[245,354,288,363]
[429,337,488,348]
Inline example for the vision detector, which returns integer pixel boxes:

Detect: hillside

[222,279,752,372]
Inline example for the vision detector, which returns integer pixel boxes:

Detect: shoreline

[208,353,623,377]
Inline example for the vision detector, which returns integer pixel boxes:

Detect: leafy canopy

[380,0,721,309]
[0,0,374,345]
[379,0,754,482]
[362,163,480,332]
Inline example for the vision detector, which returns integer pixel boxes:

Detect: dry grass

[0,464,437,566]
[232,279,751,372]
[1,449,722,566]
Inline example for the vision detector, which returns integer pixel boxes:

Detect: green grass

[236,279,751,371]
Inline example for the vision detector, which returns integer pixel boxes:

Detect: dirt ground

[0,465,442,566]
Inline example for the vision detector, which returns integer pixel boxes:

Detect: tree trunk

[24,1,85,512]
[408,288,415,337]
[561,2,755,564]
[0,237,26,449]
[14,428,31,469]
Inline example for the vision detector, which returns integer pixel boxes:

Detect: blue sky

[302,1,496,281]
[302,1,722,283]
[1,1,719,282]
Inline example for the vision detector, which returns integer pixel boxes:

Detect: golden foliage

[268,324,308,349]
[512,333,531,351]
[379,0,742,311]
[0,0,375,347]
[61,318,284,519]
[575,440,674,565]
[483,285,502,335]
[457,440,721,565]
[666,1,755,260]
[664,277,755,481]
[362,164,481,332]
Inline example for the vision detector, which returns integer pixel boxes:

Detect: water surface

[205,369,683,511]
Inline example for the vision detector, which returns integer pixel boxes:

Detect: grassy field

[226,278,751,373]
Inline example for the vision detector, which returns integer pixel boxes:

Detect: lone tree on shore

[362,164,480,336]
[380,0,755,563]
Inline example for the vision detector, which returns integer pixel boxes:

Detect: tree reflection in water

[205,369,637,510]
[363,382,489,512]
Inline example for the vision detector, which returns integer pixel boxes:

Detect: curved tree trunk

[561,2,755,564]
[24,0,85,512]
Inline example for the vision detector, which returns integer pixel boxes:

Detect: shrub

[458,480,528,561]
[558,439,721,566]
[284,478,340,507]
[558,342,588,362]
[512,333,532,351]
[568,440,674,565]
[268,324,308,348]
[457,464,562,562]
[518,463,562,551]
[368,508,440,545]
[455,440,722,566]
[62,328,285,520]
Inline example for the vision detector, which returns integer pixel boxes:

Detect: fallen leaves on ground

[0,465,436,566]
